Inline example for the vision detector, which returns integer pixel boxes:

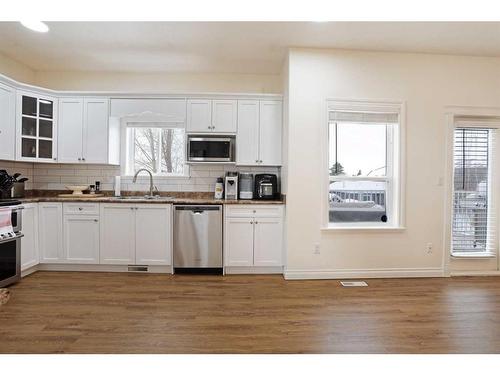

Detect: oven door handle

[0,233,24,244]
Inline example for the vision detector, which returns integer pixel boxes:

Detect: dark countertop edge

[19,197,285,205]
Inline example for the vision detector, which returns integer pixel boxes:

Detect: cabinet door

[0,83,15,160]
[58,97,84,163]
[253,217,283,267]
[39,203,64,263]
[236,100,259,165]
[83,98,109,164]
[224,217,254,267]
[212,100,237,133]
[135,205,171,265]
[187,99,212,133]
[21,204,39,271]
[64,215,100,264]
[16,91,58,162]
[99,204,135,264]
[259,100,282,166]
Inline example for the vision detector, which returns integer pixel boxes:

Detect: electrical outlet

[314,243,321,255]
[426,243,433,254]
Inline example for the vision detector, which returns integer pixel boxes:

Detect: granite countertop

[19,191,285,205]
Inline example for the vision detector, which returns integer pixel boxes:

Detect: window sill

[321,226,406,233]
[451,252,496,259]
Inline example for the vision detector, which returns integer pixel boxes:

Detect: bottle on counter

[95,181,101,194]
[214,177,224,199]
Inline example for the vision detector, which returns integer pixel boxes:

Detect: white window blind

[452,128,496,254]
[328,111,399,124]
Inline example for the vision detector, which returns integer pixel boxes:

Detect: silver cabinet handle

[53,158,57,161]
[94,219,98,222]
[82,157,86,161]
[78,207,83,211]
[250,221,253,224]
[78,158,81,161]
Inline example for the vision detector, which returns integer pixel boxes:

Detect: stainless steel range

[0,200,23,288]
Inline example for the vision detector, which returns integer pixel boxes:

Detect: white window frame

[444,107,500,266]
[322,99,406,231]
[119,111,190,178]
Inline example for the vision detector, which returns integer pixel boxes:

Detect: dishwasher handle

[175,205,221,212]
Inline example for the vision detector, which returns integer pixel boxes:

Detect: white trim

[321,226,406,233]
[35,263,173,274]
[284,267,445,280]
[451,270,500,277]
[224,266,283,274]
[451,252,496,259]
[443,106,500,274]
[0,73,283,100]
[322,98,406,230]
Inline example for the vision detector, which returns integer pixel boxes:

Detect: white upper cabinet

[83,98,109,164]
[58,97,109,164]
[236,100,260,165]
[16,91,58,162]
[58,97,84,163]
[0,83,16,161]
[187,99,237,133]
[236,100,282,166]
[259,101,282,166]
[212,100,237,133]
[187,99,212,132]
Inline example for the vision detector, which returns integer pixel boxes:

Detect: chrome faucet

[132,168,155,198]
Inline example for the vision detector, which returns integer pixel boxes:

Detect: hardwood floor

[1,271,500,353]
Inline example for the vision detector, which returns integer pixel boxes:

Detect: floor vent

[340,281,368,287]
[128,265,149,272]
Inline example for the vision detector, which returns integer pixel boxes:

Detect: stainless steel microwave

[187,135,235,163]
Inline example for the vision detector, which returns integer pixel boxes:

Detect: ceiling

[1,22,500,75]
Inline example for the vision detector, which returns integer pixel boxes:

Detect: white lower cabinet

[225,217,255,266]
[100,203,172,265]
[224,205,284,269]
[135,205,172,265]
[39,203,64,263]
[100,204,136,264]
[64,215,100,263]
[21,203,39,271]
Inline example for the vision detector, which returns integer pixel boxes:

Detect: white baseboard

[284,267,445,280]
[451,270,500,277]
[224,266,283,275]
[27,263,173,274]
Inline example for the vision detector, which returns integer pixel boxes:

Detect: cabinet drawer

[225,205,283,218]
[63,202,100,215]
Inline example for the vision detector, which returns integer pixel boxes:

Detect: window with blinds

[452,128,495,254]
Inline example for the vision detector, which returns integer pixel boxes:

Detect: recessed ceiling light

[20,21,49,33]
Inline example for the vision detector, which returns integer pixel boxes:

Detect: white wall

[285,48,500,278]
[34,71,282,93]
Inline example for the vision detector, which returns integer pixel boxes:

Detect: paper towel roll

[114,176,121,197]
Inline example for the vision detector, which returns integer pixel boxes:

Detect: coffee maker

[224,172,238,200]
[254,174,279,200]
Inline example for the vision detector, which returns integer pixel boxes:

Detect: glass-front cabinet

[16,91,58,161]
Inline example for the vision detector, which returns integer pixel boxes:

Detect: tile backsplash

[0,161,280,193]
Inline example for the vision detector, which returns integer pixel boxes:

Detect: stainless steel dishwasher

[173,205,222,273]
